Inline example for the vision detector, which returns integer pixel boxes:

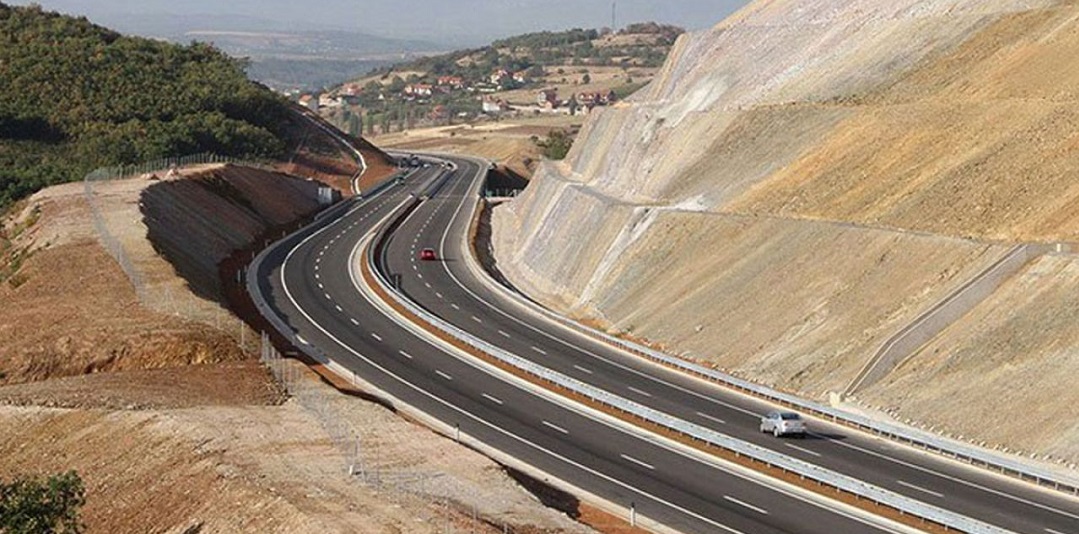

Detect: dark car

[419,248,437,261]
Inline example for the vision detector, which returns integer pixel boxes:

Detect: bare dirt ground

[276,106,398,194]
[0,360,589,533]
[0,120,595,531]
[378,116,579,177]
[0,186,247,386]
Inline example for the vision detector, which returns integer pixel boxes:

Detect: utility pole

[612,2,617,31]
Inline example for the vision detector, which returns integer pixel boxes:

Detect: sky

[7,0,750,45]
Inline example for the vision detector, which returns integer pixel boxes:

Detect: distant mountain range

[95,13,444,92]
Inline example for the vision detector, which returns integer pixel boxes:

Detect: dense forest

[0,3,293,208]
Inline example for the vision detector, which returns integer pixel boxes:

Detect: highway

[373,154,1079,534]
[248,163,907,533]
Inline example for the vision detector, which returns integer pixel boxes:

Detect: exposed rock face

[492,0,1079,459]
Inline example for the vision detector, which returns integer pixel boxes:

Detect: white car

[760,411,807,438]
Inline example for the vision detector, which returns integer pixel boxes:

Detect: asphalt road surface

[375,155,1079,534]
[249,164,905,533]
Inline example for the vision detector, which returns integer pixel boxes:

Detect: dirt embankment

[0,118,593,531]
[276,106,398,194]
[378,117,580,179]
[491,0,1079,464]
[0,182,249,386]
[0,359,591,533]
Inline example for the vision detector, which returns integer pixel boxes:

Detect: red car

[419,248,437,261]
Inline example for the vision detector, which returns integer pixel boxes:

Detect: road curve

[376,153,1079,534]
[248,164,904,533]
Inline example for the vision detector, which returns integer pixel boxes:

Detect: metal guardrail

[361,194,1011,534]
[488,264,1079,495]
[442,154,1079,499]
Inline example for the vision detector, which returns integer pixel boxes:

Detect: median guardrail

[441,154,1079,500]
[361,188,1011,534]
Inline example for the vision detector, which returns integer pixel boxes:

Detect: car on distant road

[760,411,806,438]
[419,248,437,261]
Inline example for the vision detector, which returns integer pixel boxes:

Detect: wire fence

[83,153,269,354]
[259,334,522,533]
[85,153,529,532]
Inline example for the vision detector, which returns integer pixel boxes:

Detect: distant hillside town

[288,23,683,136]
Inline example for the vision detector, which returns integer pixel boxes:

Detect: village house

[482,97,511,115]
[298,93,319,111]
[490,69,511,85]
[538,88,560,109]
[404,83,434,97]
[319,94,344,108]
[437,76,465,89]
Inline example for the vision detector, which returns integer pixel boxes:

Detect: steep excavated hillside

[492,0,1079,460]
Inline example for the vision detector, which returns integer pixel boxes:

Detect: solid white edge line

[265,156,914,534]
[423,156,918,534]
[274,201,698,532]
[340,212,751,534]
[435,157,1072,526]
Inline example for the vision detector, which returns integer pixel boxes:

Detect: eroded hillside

[492,0,1079,461]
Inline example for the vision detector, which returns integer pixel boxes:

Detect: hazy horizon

[5,1,749,46]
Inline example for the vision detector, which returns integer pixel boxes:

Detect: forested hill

[0,3,293,207]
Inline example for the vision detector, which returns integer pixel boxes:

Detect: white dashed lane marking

[896,480,944,499]
[482,393,503,405]
[724,496,768,515]
[696,412,726,425]
[785,443,821,458]
[620,454,654,471]
[542,421,569,435]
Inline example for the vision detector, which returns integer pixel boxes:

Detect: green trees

[0,471,86,534]
[536,130,574,161]
[0,2,293,208]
